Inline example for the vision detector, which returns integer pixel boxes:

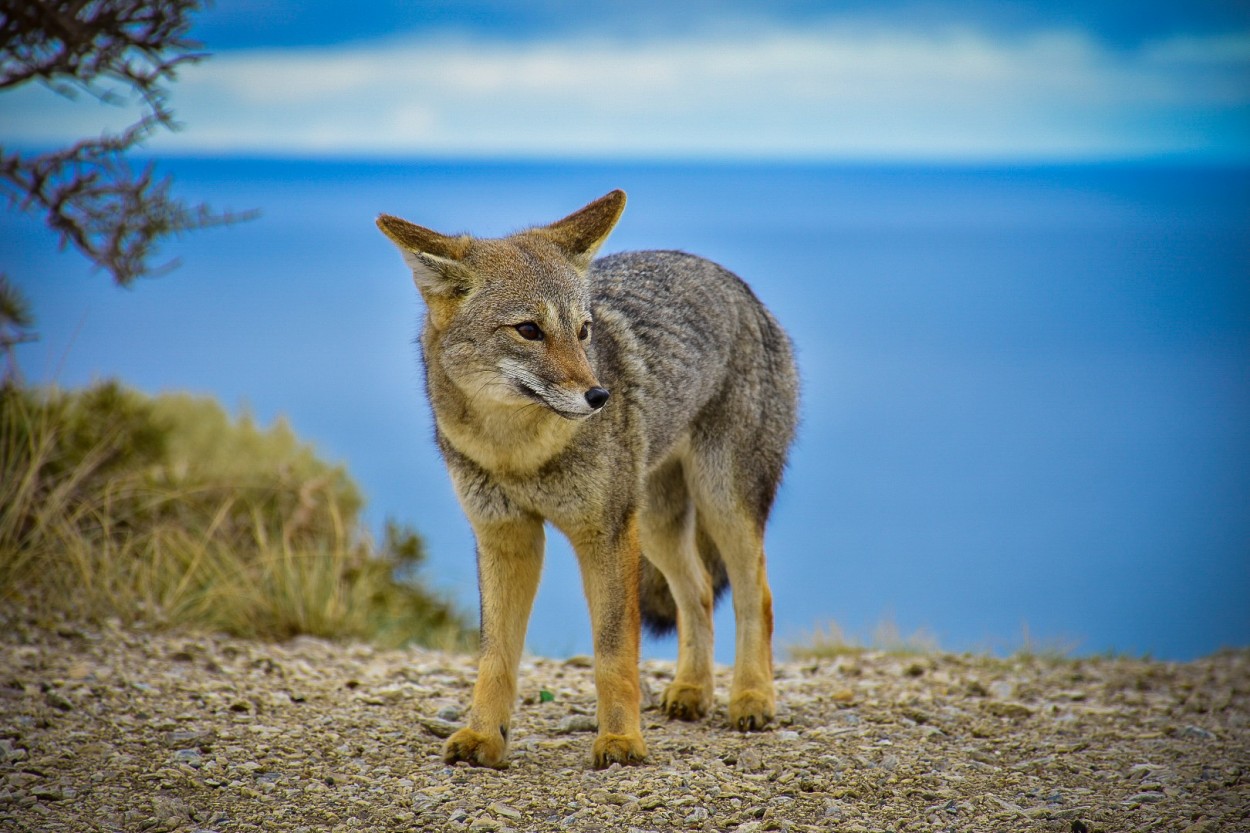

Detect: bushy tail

[638,518,729,638]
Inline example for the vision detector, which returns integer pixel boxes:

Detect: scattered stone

[0,739,27,763]
[44,690,73,711]
[736,748,764,771]
[488,801,522,819]
[172,748,204,767]
[984,701,1034,719]
[555,714,598,734]
[360,685,406,705]
[684,806,709,823]
[32,786,67,801]
[164,729,213,748]
[420,717,460,738]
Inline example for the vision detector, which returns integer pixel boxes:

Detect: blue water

[7,159,1249,661]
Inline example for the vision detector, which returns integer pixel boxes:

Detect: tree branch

[0,0,257,287]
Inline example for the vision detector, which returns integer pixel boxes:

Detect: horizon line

[7,143,1250,170]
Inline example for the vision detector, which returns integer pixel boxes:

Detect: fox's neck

[425,354,580,476]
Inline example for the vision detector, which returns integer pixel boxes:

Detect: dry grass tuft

[788,617,942,660]
[0,382,473,651]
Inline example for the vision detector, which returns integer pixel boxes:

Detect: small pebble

[420,717,460,738]
[556,714,598,734]
[172,748,204,767]
[45,691,74,711]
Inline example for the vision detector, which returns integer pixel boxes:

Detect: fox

[375,190,798,769]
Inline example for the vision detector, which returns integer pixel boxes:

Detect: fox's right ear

[376,214,476,298]
[537,189,626,272]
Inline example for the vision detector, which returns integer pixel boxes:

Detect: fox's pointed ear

[536,189,626,271]
[376,214,475,297]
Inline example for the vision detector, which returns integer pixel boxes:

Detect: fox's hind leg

[688,458,777,732]
[640,458,715,720]
[716,517,775,731]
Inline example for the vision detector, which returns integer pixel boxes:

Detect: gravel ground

[1,613,1246,833]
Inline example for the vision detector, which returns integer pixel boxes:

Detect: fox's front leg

[443,515,544,768]
[571,516,648,768]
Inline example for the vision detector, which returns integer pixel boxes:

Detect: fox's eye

[514,322,544,341]
[578,322,591,341]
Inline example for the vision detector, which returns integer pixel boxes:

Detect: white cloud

[5,24,1249,160]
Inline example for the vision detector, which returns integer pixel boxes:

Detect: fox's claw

[591,732,647,769]
[443,727,508,769]
[728,689,774,732]
[661,682,712,721]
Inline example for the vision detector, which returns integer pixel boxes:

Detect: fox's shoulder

[589,249,763,314]
[590,250,749,291]
[591,249,706,273]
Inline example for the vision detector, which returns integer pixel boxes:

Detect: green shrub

[0,381,473,650]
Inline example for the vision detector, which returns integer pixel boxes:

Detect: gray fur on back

[587,251,798,635]
[591,251,798,507]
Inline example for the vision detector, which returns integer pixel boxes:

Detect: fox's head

[376,190,626,421]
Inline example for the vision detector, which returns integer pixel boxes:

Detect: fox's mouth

[515,380,546,404]
[514,381,591,421]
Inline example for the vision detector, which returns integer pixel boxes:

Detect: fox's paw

[661,681,712,721]
[443,727,508,769]
[591,731,647,769]
[728,689,775,732]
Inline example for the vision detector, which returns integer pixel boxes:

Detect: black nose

[585,387,610,409]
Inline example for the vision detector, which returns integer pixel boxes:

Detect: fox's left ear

[536,189,626,271]
[375,214,475,299]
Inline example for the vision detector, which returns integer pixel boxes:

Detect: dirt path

[1,614,1246,832]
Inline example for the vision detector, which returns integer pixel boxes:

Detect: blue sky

[5,0,1250,161]
[188,1,1250,49]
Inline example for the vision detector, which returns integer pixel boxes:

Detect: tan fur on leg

[568,516,647,768]
[443,516,544,768]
